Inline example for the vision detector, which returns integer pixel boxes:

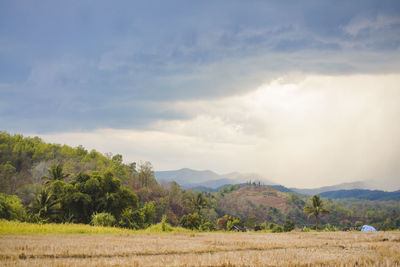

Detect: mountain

[155,168,275,189]
[320,189,400,201]
[216,185,307,225]
[290,181,372,195]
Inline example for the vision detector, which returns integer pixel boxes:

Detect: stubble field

[1,231,399,266]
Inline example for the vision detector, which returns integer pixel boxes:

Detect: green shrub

[302,226,311,232]
[271,225,284,233]
[260,222,268,230]
[323,224,339,232]
[283,220,295,232]
[179,213,202,230]
[268,222,277,230]
[161,214,168,232]
[0,193,26,221]
[227,218,242,231]
[91,212,116,227]
[200,221,216,232]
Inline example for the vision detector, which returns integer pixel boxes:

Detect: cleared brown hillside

[216,185,292,223]
[229,186,288,210]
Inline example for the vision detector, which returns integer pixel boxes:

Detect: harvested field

[1,231,399,266]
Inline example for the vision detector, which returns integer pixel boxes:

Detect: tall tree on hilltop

[304,195,330,230]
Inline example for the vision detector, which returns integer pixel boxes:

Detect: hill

[215,185,307,225]
[155,168,275,189]
[320,189,400,201]
[290,181,372,195]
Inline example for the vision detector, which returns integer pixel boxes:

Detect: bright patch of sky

[1,1,400,188]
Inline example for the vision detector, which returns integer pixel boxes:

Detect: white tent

[361,225,377,232]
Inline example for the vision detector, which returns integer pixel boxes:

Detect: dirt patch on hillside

[230,186,288,210]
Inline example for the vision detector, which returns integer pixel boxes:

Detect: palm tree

[41,164,69,185]
[28,190,60,222]
[191,192,208,213]
[304,195,330,230]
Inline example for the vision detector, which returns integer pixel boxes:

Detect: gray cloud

[1,0,400,132]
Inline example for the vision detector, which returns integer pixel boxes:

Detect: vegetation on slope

[0,131,399,232]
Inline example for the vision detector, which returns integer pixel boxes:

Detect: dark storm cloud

[1,0,400,132]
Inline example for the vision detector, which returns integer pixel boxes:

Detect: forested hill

[320,189,400,201]
[0,131,195,226]
[1,131,399,231]
[0,131,136,204]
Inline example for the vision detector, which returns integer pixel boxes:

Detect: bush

[91,212,116,227]
[271,225,284,233]
[254,225,262,231]
[323,224,339,232]
[302,227,311,232]
[0,194,26,221]
[227,218,242,231]
[268,222,277,230]
[200,221,216,232]
[283,220,295,232]
[179,213,202,230]
[260,222,268,230]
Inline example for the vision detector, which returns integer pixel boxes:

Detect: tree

[28,189,61,222]
[283,220,295,232]
[0,193,26,221]
[41,164,69,185]
[179,212,202,230]
[191,192,208,213]
[304,195,330,230]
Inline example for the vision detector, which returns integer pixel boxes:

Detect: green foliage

[227,218,242,231]
[191,192,208,213]
[91,212,116,227]
[304,195,330,230]
[118,202,156,229]
[161,214,168,232]
[260,222,268,230]
[2,131,400,232]
[0,193,26,221]
[41,164,69,185]
[268,222,277,230]
[179,212,202,230]
[217,215,243,231]
[0,162,16,194]
[200,221,216,232]
[60,171,138,223]
[323,224,339,232]
[28,189,60,223]
[283,220,295,232]
[271,225,284,233]
[244,216,259,230]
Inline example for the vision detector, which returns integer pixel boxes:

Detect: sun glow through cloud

[34,73,400,189]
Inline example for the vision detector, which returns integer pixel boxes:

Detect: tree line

[1,131,399,231]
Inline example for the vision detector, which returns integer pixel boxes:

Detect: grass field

[1,229,400,266]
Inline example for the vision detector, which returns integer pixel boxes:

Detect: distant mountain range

[290,181,372,195]
[154,168,275,189]
[155,168,399,201]
[320,189,400,201]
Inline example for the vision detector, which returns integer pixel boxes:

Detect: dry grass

[0,231,399,266]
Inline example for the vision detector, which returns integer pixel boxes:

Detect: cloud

[1,1,400,132]
[33,73,400,189]
[2,1,400,189]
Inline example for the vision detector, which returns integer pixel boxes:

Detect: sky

[1,1,400,189]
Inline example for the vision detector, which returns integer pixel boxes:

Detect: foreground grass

[0,220,191,235]
[1,231,399,266]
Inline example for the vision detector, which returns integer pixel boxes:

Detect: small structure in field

[361,225,377,232]
[233,225,246,232]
